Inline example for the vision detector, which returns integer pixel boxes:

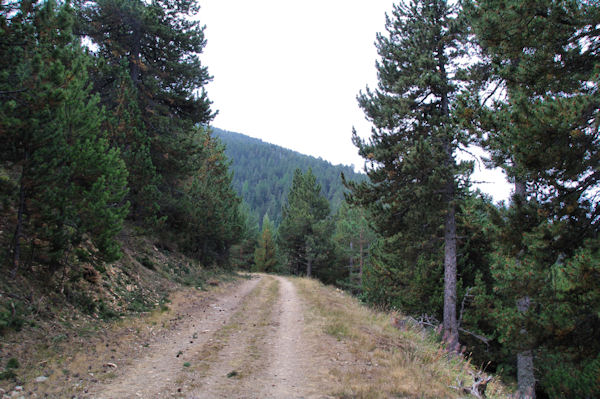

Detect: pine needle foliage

[345,0,473,350]
[0,0,129,274]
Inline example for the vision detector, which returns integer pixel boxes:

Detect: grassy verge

[293,277,510,399]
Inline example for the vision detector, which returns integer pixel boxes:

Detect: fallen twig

[451,369,493,398]
[459,327,490,347]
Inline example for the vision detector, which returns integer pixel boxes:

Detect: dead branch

[0,291,31,302]
[458,287,473,327]
[391,314,440,332]
[451,369,493,398]
[459,327,490,347]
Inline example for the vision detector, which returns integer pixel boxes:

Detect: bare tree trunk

[515,181,526,200]
[514,180,535,398]
[517,297,535,398]
[517,351,535,398]
[305,240,312,277]
[349,241,354,271]
[443,198,459,352]
[439,57,459,352]
[517,340,535,398]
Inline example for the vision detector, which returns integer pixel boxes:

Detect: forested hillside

[213,128,365,225]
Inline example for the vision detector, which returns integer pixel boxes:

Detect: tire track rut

[89,276,261,398]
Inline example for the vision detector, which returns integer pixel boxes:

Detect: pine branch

[0,88,28,95]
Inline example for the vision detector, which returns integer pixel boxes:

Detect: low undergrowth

[293,277,511,399]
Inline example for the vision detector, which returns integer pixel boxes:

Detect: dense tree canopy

[214,128,366,226]
[459,0,600,396]
[346,0,599,396]
[77,0,215,224]
[1,0,242,278]
[0,0,129,274]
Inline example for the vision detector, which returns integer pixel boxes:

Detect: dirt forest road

[87,274,336,399]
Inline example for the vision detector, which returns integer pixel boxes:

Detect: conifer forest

[1,0,599,398]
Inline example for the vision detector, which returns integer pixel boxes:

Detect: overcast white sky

[197,0,512,202]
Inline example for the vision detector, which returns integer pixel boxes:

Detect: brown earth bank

[1,274,511,399]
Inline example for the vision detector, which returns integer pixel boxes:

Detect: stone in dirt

[35,376,48,383]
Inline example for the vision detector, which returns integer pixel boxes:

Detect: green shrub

[0,303,25,334]
[67,290,96,315]
[540,353,600,398]
[0,357,20,380]
[75,248,91,262]
[126,291,152,313]
[97,300,120,320]
[94,262,107,274]
[0,369,17,380]
[6,358,19,369]
[136,256,155,270]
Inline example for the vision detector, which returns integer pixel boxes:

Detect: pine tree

[171,127,242,265]
[0,0,128,274]
[332,202,376,294]
[278,169,333,279]
[77,0,215,222]
[74,0,245,265]
[345,0,471,350]
[100,65,160,224]
[229,203,260,270]
[254,214,278,273]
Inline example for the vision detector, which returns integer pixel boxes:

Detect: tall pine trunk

[306,240,312,277]
[514,180,535,398]
[349,241,354,271]
[440,62,459,352]
[517,299,535,398]
[129,17,142,87]
[443,193,459,352]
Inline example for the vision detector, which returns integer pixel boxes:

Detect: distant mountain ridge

[212,127,365,225]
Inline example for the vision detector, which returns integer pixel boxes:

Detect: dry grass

[293,277,511,399]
